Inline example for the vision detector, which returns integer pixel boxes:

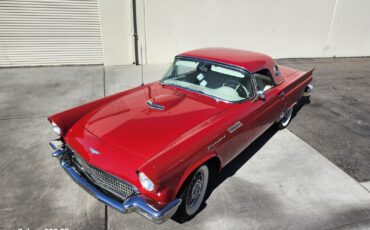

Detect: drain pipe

[132,0,139,65]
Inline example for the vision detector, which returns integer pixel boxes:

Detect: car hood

[75,83,225,159]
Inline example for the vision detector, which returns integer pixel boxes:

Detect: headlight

[51,121,62,136]
[138,172,155,191]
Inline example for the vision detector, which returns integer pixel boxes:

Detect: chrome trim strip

[52,148,181,224]
[207,135,226,151]
[89,147,101,155]
[227,121,243,134]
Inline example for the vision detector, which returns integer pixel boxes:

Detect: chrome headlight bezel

[138,172,155,192]
[51,121,62,136]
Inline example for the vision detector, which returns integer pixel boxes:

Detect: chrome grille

[70,149,137,200]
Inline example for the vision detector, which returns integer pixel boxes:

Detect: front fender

[47,87,140,135]
[174,152,220,197]
[138,152,221,205]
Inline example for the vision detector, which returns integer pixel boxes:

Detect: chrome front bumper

[51,145,181,224]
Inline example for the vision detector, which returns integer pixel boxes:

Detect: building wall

[98,0,134,65]
[130,0,370,64]
[323,0,370,57]
[1,0,366,67]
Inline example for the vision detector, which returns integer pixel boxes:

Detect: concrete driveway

[0,61,369,229]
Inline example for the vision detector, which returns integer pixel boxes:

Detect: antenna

[140,46,144,86]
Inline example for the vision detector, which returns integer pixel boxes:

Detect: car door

[215,78,256,166]
[249,69,285,140]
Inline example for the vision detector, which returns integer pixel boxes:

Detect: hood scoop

[146,93,185,111]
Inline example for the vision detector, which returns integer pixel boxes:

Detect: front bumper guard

[52,146,181,224]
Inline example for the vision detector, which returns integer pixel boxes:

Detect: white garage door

[0,0,103,67]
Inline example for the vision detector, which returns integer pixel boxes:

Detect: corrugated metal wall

[0,0,104,67]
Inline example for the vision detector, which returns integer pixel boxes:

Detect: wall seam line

[143,0,148,64]
[323,0,338,57]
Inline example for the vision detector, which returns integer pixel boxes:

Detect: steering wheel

[222,80,248,98]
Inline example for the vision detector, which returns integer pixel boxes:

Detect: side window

[274,65,280,76]
[254,69,275,92]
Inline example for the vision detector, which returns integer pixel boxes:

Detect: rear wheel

[277,106,293,129]
[172,164,210,223]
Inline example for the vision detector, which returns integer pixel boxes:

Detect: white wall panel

[138,0,369,64]
[139,0,336,63]
[1,0,369,66]
[0,0,103,67]
[98,0,134,66]
[324,0,370,57]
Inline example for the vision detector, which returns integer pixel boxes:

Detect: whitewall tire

[277,106,294,129]
[172,164,211,223]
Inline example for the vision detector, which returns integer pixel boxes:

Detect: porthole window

[274,65,280,76]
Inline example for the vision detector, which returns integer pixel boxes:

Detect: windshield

[160,58,254,102]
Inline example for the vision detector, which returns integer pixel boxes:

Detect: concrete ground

[0,58,369,229]
[278,57,370,183]
[108,129,370,230]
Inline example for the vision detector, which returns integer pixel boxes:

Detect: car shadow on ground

[213,126,277,190]
[292,96,311,120]
[193,96,311,219]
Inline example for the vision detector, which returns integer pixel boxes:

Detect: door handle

[278,91,285,98]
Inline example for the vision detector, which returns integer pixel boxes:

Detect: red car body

[48,48,313,223]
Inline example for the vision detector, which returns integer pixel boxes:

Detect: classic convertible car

[48,48,313,223]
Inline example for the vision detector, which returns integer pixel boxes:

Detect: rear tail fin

[299,67,315,82]
[305,68,315,76]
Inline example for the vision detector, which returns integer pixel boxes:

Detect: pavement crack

[359,181,370,193]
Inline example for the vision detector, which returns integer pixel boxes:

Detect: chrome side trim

[227,121,243,134]
[207,135,226,151]
[89,147,101,155]
[52,148,181,224]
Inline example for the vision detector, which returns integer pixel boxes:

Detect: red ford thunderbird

[48,48,313,223]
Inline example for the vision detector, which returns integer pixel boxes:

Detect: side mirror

[257,90,266,100]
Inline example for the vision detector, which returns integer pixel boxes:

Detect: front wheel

[172,165,210,223]
[276,106,294,129]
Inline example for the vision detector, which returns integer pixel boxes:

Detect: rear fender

[283,68,314,110]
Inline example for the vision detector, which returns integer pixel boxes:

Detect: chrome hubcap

[282,107,293,126]
[191,178,203,199]
[187,172,203,207]
[185,165,209,215]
